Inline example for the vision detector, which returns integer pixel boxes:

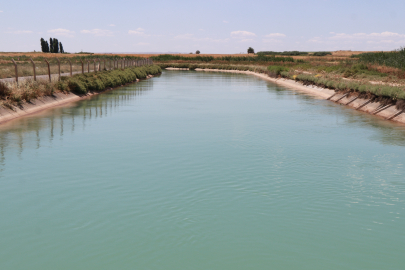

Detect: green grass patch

[353,47,405,69]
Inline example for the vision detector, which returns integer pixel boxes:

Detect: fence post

[68,60,72,76]
[11,58,18,85]
[44,59,51,82]
[56,58,61,81]
[81,60,84,74]
[29,58,36,81]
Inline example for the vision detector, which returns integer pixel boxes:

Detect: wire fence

[8,57,153,85]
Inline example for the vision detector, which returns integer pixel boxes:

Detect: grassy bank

[0,65,161,109]
[159,62,405,110]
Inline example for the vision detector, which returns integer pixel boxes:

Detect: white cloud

[128,30,144,35]
[223,20,229,23]
[47,28,75,37]
[0,10,3,13]
[239,39,254,43]
[231,31,256,38]
[81,29,113,37]
[109,24,115,27]
[128,28,148,36]
[264,33,286,38]
[5,30,33,34]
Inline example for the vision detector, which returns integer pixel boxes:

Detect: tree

[44,41,49,52]
[247,47,255,54]
[196,50,200,54]
[53,38,59,53]
[50,38,54,53]
[59,42,64,53]
[40,38,46,52]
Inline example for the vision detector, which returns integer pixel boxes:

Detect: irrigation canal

[0,70,404,269]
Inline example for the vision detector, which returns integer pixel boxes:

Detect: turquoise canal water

[0,71,404,269]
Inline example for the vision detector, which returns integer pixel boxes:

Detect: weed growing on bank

[60,65,161,95]
[0,65,162,108]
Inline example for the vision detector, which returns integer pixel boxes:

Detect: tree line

[40,38,65,53]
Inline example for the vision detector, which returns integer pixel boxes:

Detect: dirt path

[0,70,95,83]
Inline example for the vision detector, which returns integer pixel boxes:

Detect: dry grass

[99,53,256,58]
[0,78,59,109]
[0,52,93,58]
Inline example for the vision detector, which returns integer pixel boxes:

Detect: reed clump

[353,48,405,69]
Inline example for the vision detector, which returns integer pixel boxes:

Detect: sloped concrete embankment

[0,75,155,124]
[165,68,405,124]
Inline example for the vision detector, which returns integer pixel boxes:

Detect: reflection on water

[0,81,152,165]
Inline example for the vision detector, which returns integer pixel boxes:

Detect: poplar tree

[59,42,64,53]
[50,38,54,53]
[40,38,46,52]
[44,41,49,52]
[53,38,59,53]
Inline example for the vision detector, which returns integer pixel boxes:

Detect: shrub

[258,51,308,56]
[247,47,255,54]
[0,81,11,97]
[312,52,332,56]
[56,81,68,91]
[68,80,87,94]
[267,65,290,76]
[196,50,200,54]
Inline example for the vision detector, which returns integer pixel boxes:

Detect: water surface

[0,70,404,269]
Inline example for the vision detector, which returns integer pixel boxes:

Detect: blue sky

[1,0,404,53]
